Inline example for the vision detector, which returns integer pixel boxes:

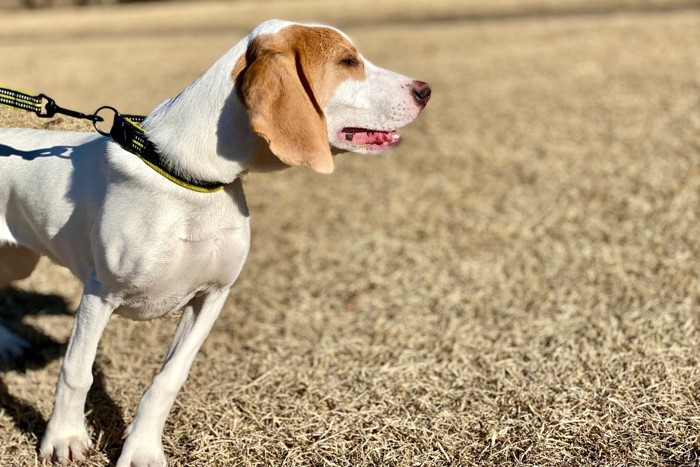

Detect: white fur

[0,20,426,466]
[326,58,421,153]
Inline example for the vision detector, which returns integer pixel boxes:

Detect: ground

[1,0,700,466]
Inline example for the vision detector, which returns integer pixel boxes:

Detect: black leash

[0,87,105,124]
[0,87,224,193]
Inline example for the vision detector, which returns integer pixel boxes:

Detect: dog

[0,19,430,466]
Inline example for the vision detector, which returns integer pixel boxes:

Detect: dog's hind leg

[0,245,40,359]
[0,244,40,287]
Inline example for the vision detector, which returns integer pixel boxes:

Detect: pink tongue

[349,130,394,145]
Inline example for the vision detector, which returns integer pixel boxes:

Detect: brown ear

[239,51,334,174]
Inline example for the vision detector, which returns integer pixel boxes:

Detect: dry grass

[2,0,700,466]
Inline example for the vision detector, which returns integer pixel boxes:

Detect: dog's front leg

[39,273,118,464]
[116,288,229,467]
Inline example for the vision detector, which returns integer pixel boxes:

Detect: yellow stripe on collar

[136,156,225,193]
[114,114,226,193]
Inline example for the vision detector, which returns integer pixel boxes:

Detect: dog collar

[106,113,225,193]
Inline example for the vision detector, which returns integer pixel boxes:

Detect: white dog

[0,20,430,466]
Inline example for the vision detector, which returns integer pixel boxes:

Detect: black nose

[411,80,431,108]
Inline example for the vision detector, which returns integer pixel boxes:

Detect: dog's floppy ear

[236,44,334,174]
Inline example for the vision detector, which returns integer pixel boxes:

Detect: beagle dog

[0,20,430,466]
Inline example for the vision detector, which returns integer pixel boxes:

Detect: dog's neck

[142,41,258,185]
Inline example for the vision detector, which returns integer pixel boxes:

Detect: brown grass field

[1,0,700,465]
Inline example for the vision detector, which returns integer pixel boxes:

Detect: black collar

[108,114,226,193]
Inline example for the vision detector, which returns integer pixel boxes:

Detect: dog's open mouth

[339,127,401,151]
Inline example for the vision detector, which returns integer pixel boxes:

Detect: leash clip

[37,94,105,124]
[36,95,58,118]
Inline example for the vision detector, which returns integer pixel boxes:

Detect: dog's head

[234,21,431,174]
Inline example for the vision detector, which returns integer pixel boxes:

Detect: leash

[0,87,224,193]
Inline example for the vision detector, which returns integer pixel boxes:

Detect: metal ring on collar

[93,106,119,136]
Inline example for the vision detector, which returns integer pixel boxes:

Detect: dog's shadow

[0,287,126,465]
[0,143,73,160]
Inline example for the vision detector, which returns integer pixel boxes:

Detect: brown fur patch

[273,25,366,106]
[232,25,366,173]
[231,54,247,83]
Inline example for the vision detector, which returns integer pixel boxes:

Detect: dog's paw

[116,428,167,467]
[116,442,167,467]
[39,426,92,464]
[0,325,30,360]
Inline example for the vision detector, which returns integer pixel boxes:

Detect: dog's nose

[411,81,431,108]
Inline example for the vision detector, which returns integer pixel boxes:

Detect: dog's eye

[340,57,360,67]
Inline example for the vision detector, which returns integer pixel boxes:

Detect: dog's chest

[177,222,251,284]
[114,222,250,321]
